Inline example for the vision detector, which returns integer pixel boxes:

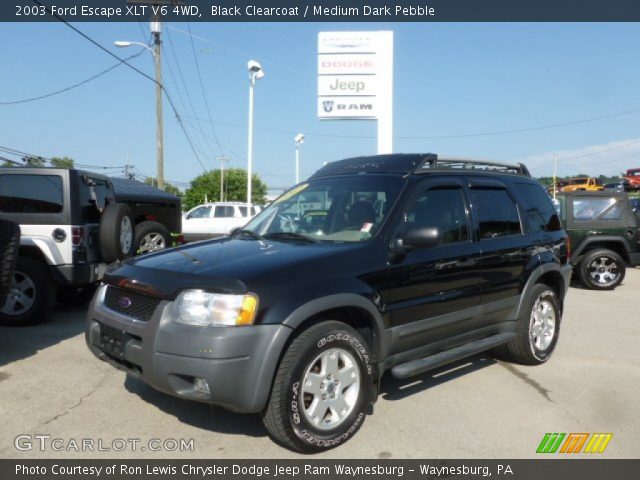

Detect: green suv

[555,192,640,289]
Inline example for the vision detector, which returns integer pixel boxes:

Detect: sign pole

[376,31,393,154]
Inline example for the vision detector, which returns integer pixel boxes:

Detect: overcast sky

[2,22,640,190]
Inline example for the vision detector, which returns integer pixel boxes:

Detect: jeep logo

[329,78,366,93]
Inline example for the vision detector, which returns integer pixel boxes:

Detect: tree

[144,177,183,197]
[50,156,75,169]
[22,155,45,167]
[183,168,267,211]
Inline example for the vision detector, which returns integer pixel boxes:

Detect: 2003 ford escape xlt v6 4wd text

[86,154,572,452]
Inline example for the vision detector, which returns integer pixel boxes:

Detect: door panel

[385,180,482,354]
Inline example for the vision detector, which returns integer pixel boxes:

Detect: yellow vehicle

[560,177,604,192]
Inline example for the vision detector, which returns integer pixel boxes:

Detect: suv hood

[104,237,352,299]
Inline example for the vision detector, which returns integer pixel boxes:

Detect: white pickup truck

[182,202,260,242]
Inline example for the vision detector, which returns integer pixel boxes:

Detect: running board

[390,332,516,379]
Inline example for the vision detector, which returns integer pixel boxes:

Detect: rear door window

[470,187,522,239]
[515,183,562,232]
[214,206,235,218]
[0,174,64,213]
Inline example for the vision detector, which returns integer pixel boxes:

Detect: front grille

[103,286,162,322]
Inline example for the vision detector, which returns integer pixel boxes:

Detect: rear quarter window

[0,174,64,213]
[515,182,562,232]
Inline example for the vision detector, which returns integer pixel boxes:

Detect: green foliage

[183,168,267,211]
[50,156,75,169]
[143,177,183,197]
[22,155,45,167]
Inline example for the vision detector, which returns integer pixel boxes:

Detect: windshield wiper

[231,229,263,240]
[263,232,318,243]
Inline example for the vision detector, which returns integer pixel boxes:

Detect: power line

[186,21,225,157]
[0,50,145,105]
[31,0,208,173]
[531,138,640,171]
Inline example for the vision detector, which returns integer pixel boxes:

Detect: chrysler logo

[118,297,132,309]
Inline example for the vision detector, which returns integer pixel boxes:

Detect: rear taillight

[72,226,85,247]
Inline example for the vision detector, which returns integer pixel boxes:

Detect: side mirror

[403,227,441,249]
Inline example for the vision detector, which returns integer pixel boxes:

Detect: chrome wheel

[587,256,619,287]
[301,348,361,431]
[529,295,556,351]
[120,217,133,254]
[139,233,166,253]
[1,271,36,315]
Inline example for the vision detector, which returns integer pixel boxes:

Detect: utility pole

[553,153,558,199]
[124,164,135,180]
[217,156,229,202]
[151,18,164,191]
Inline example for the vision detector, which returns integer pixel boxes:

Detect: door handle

[456,258,476,267]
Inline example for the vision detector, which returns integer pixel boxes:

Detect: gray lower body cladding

[85,285,292,413]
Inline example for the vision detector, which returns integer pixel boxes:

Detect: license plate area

[100,324,130,359]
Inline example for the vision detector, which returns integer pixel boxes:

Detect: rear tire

[134,221,170,255]
[0,257,56,326]
[99,203,135,263]
[262,321,374,452]
[0,219,20,306]
[578,249,625,290]
[498,284,561,365]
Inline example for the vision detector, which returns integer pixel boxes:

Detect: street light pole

[246,60,264,207]
[217,156,228,202]
[553,152,558,199]
[294,133,305,185]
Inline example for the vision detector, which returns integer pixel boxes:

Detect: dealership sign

[317,31,393,153]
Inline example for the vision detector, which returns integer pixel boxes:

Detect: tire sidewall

[0,258,53,326]
[287,327,373,451]
[134,222,170,254]
[527,287,560,362]
[99,203,135,263]
[579,249,625,290]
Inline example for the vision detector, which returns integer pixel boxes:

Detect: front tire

[0,257,56,326]
[499,284,561,365]
[262,321,374,452]
[578,249,625,290]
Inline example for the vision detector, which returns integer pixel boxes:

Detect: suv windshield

[244,176,403,242]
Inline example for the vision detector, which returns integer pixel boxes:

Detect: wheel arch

[516,264,568,318]
[573,237,631,264]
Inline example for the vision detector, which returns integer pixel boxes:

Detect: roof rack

[309,154,531,179]
[420,157,531,177]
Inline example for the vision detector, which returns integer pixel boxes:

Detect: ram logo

[322,100,335,113]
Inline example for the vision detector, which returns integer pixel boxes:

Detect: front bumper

[85,285,292,413]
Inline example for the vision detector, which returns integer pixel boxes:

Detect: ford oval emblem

[118,297,132,309]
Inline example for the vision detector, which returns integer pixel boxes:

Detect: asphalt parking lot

[1,270,639,459]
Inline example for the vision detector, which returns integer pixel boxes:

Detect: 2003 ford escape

[86,154,572,452]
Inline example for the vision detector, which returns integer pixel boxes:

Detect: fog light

[193,377,210,396]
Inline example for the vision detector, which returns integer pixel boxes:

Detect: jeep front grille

[103,286,162,322]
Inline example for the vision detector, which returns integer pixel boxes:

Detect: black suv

[86,154,571,452]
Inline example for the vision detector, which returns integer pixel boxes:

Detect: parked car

[0,219,20,308]
[182,202,260,241]
[0,168,181,325]
[603,180,630,192]
[546,179,569,195]
[560,177,604,192]
[554,191,640,289]
[86,154,571,452]
[622,168,640,191]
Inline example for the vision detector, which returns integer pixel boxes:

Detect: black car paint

[102,171,569,371]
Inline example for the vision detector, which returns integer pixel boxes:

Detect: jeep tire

[99,203,135,263]
[134,221,170,255]
[262,321,373,453]
[0,219,20,306]
[0,257,56,326]
[498,284,561,365]
[578,248,625,290]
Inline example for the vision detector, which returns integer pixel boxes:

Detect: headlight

[172,290,258,327]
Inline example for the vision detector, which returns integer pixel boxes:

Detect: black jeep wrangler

[0,167,181,325]
[86,154,571,452]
